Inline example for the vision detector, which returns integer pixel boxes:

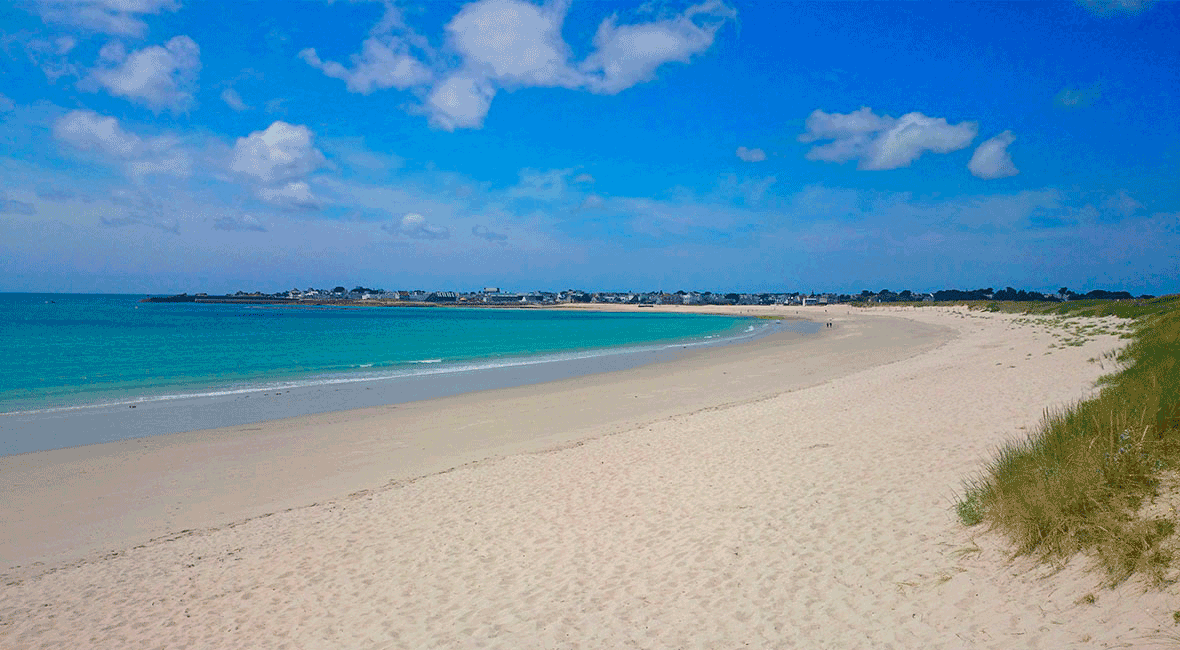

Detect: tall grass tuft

[956,295,1180,585]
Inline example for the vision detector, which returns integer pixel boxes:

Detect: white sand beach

[3,305,1178,648]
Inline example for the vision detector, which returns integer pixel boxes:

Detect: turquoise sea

[0,293,757,415]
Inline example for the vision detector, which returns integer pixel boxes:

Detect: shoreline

[1,310,798,457]
[0,306,943,577]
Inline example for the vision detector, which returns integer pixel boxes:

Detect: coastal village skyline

[2,1,1178,296]
[150,284,1153,306]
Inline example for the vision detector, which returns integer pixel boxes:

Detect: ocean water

[0,294,758,415]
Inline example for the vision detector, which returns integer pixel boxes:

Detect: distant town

[142,286,1154,306]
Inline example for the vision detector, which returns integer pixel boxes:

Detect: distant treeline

[925,287,1152,302]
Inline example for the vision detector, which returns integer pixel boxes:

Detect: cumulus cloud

[230,121,325,185]
[968,131,1019,180]
[259,182,320,209]
[221,88,249,111]
[472,224,508,241]
[53,109,190,178]
[304,0,735,130]
[214,214,267,232]
[426,73,497,130]
[84,36,201,112]
[383,213,450,239]
[799,107,978,170]
[298,39,431,94]
[27,0,180,37]
[54,110,141,156]
[1076,0,1156,15]
[446,0,579,88]
[0,193,37,215]
[736,146,766,162]
[579,0,735,95]
[298,2,432,95]
[230,122,326,208]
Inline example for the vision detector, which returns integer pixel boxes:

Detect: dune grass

[955,295,1180,585]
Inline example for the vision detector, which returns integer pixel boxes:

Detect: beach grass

[954,294,1180,585]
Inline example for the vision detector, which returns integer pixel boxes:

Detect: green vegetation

[955,295,1180,585]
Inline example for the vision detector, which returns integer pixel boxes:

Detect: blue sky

[1,0,1177,294]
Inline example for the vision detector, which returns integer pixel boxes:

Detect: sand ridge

[4,305,1179,648]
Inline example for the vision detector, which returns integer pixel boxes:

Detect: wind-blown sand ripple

[3,306,1178,648]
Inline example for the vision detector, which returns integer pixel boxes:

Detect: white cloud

[85,36,201,112]
[55,110,141,156]
[968,131,1019,180]
[385,213,450,239]
[258,182,320,210]
[426,74,496,131]
[230,121,325,185]
[53,109,190,178]
[580,0,735,94]
[472,224,508,241]
[16,36,81,83]
[573,173,595,184]
[221,88,249,111]
[303,0,735,130]
[445,0,578,88]
[298,39,431,94]
[0,94,15,112]
[27,0,180,37]
[580,194,605,209]
[736,146,766,162]
[1076,0,1156,15]
[799,107,977,170]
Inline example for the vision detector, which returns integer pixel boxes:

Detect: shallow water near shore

[0,294,811,455]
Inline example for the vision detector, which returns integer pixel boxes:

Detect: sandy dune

[3,305,1178,648]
